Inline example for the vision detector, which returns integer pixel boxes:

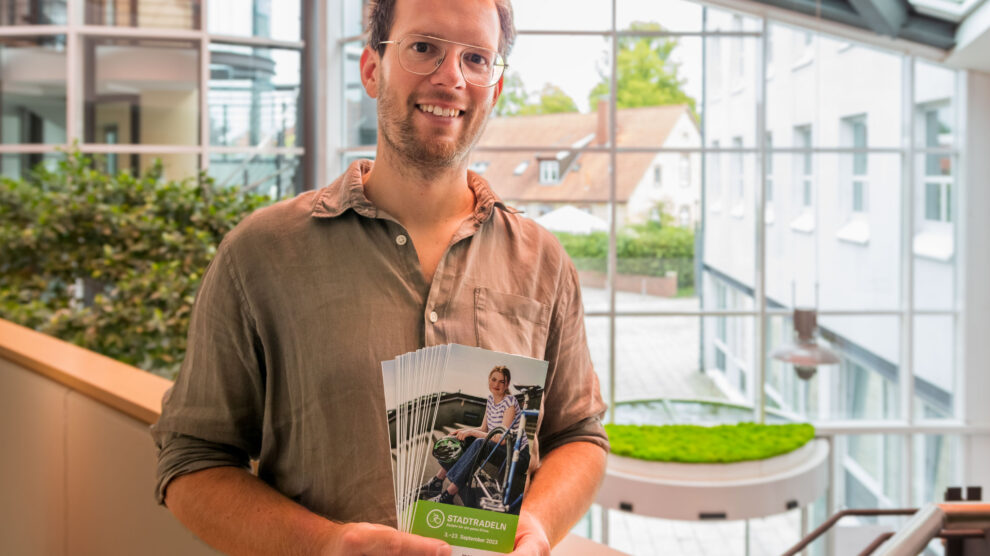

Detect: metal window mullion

[754,16,768,424]
[580,308,957,318]
[514,29,763,38]
[78,144,204,154]
[606,0,618,425]
[469,145,907,154]
[953,69,967,488]
[900,55,917,506]
[209,33,304,50]
[78,25,203,40]
[66,21,80,148]
[0,25,69,36]
[200,2,210,171]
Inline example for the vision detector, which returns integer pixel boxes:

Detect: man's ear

[360,46,380,99]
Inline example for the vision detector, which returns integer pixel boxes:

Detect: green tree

[495,72,578,116]
[518,84,579,115]
[494,71,528,116]
[588,21,696,113]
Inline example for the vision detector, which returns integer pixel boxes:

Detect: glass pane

[614,316,748,406]
[616,152,701,311]
[618,0,702,31]
[0,152,64,179]
[764,153,901,311]
[489,34,610,124]
[1,36,67,145]
[85,38,200,146]
[208,0,300,41]
[584,316,610,405]
[85,0,200,29]
[765,315,900,420]
[474,151,611,311]
[839,434,904,508]
[913,434,960,505]
[913,153,954,310]
[914,61,955,149]
[703,35,760,148]
[614,36,702,147]
[209,44,301,148]
[342,41,376,148]
[342,0,364,37]
[765,24,903,148]
[0,0,67,24]
[703,150,756,306]
[90,152,198,181]
[913,315,955,420]
[515,0,610,31]
[208,152,301,199]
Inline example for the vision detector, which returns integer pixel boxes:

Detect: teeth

[419,104,460,117]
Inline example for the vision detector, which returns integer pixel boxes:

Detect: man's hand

[321,522,451,556]
[509,511,551,556]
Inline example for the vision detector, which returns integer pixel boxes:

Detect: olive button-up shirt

[151,160,608,526]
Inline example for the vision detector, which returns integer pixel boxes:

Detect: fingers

[509,535,551,556]
[329,523,451,556]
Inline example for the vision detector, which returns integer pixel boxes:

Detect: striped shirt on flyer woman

[486,393,527,449]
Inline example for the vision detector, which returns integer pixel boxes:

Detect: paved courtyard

[570,288,808,555]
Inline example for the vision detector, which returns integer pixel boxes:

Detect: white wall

[0,358,218,556]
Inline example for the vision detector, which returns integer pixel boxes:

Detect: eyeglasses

[378,34,507,88]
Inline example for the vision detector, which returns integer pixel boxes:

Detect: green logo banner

[410,500,518,553]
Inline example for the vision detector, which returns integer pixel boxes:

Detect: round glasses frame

[377,34,508,88]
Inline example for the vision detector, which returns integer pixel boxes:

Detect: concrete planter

[596,439,829,521]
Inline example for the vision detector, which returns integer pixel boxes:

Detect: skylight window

[513,161,529,175]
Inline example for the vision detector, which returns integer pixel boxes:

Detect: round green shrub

[604,422,815,463]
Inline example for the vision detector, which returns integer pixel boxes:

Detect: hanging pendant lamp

[770,308,840,380]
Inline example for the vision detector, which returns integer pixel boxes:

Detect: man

[151,0,608,554]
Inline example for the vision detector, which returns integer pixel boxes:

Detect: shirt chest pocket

[473,287,550,360]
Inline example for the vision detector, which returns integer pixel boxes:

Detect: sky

[505,0,729,112]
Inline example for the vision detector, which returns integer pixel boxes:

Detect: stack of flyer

[382,344,548,555]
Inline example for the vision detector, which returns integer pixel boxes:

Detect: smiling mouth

[417,104,464,118]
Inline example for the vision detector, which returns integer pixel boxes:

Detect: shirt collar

[310,159,519,222]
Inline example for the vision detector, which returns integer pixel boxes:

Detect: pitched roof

[473,104,694,203]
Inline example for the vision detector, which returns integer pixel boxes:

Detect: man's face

[362,0,503,171]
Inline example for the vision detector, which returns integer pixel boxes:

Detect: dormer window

[539,160,560,184]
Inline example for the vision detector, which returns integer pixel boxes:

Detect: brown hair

[366,0,516,59]
[489,365,511,385]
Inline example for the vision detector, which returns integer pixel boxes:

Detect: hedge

[0,152,270,380]
[554,221,695,288]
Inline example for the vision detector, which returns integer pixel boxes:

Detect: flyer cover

[382,344,548,555]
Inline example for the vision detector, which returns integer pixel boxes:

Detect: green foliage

[518,84,579,115]
[588,21,697,114]
[0,151,270,379]
[495,72,529,116]
[604,423,816,463]
[495,72,578,116]
[554,219,695,289]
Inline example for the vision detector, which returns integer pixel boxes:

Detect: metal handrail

[784,503,990,556]
[782,508,918,556]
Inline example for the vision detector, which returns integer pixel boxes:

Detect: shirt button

[429,311,439,323]
[395,234,407,246]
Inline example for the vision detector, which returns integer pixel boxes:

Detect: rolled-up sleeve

[150,239,265,505]
[537,259,609,456]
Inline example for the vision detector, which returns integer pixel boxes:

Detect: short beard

[376,80,489,180]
